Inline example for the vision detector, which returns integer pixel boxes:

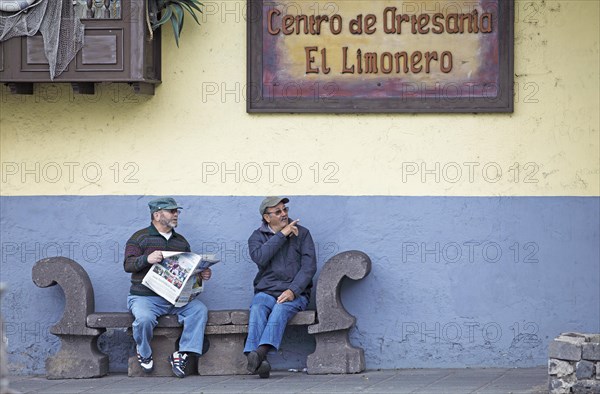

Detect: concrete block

[572,379,600,394]
[230,310,314,326]
[549,339,582,361]
[597,362,600,379]
[88,313,184,329]
[197,333,247,375]
[549,377,571,394]
[586,334,600,343]
[126,327,198,377]
[308,330,365,374]
[548,375,575,394]
[583,342,600,361]
[205,325,248,335]
[45,337,109,380]
[289,310,316,325]
[576,360,594,379]
[549,358,575,377]
[207,310,233,325]
[87,312,134,328]
[557,333,587,345]
[231,310,250,325]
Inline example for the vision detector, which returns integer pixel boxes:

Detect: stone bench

[86,310,316,376]
[32,250,371,379]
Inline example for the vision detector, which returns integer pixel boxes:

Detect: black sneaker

[169,351,188,378]
[137,352,153,373]
[257,359,271,379]
[246,351,261,374]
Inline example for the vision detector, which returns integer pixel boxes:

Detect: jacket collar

[259,218,295,234]
[148,223,179,238]
[259,222,272,234]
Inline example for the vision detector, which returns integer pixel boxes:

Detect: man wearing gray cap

[244,196,317,378]
[124,197,212,378]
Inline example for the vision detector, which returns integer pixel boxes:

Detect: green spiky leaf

[154,6,172,29]
[179,2,199,25]
[171,3,184,35]
[149,0,203,45]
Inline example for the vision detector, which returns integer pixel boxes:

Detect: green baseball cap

[259,196,289,215]
[148,197,182,213]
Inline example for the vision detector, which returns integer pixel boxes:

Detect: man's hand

[281,219,299,237]
[200,267,212,280]
[277,289,295,303]
[147,251,163,264]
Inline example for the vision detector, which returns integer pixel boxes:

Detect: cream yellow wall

[0,0,598,196]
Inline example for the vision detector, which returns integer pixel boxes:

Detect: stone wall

[1,283,16,393]
[548,333,600,393]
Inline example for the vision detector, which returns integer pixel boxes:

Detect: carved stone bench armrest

[307,250,372,374]
[32,257,107,378]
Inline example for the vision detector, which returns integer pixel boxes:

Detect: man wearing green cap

[124,197,212,378]
[244,196,317,378]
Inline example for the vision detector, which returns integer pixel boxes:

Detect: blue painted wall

[1,195,599,373]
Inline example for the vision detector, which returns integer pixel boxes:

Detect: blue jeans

[127,295,208,358]
[243,292,308,353]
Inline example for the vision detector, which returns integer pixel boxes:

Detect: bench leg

[307,330,365,374]
[197,333,247,375]
[127,328,197,377]
[46,333,108,379]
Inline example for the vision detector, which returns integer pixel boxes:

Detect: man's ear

[263,214,270,224]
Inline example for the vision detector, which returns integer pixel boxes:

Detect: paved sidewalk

[7,367,547,393]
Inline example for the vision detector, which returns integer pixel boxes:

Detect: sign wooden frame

[247,0,514,113]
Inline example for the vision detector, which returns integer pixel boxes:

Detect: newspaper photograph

[141,251,219,307]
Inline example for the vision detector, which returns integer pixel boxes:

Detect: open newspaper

[141,252,219,307]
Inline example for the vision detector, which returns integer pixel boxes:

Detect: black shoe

[257,360,271,379]
[246,351,261,374]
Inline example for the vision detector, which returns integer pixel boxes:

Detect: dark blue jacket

[248,220,317,300]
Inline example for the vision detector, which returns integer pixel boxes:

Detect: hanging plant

[146,0,203,46]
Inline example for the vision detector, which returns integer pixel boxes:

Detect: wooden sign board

[247,0,513,113]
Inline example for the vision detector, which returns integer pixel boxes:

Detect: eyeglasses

[265,206,289,216]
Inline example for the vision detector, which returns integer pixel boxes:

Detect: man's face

[263,202,289,232]
[156,209,179,229]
